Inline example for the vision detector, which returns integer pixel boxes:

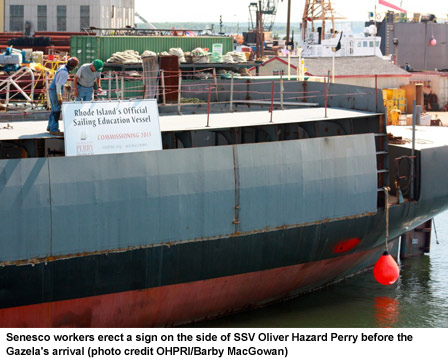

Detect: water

[197,211,448,328]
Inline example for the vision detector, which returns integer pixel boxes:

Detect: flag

[378,0,407,13]
[334,31,343,52]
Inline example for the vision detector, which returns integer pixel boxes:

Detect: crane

[301,0,344,41]
[248,0,280,32]
[135,12,156,29]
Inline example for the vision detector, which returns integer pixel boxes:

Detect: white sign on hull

[62,99,162,157]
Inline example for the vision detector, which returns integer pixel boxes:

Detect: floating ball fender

[373,251,400,285]
[430,38,437,46]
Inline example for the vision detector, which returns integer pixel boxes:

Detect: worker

[47,57,79,136]
[73,59,103,101]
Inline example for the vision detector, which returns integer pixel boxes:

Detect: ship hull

[0,236,392,327]
[2,107,448,327]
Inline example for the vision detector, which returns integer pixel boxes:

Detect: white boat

[301,24,383,58]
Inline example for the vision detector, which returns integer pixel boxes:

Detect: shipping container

[70,36,234,66]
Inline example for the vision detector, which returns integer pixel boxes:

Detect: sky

[135,0,447,23]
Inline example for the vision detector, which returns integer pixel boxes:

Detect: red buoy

[373,251,400,285]
[430,38,437,46]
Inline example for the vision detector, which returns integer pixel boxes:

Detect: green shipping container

[70,36,234,65]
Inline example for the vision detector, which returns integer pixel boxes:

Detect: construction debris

[209,52,223,63]
[191,48,209,63]
[387,133,408,144]
[223,51,247,64]
[168,48,186,63]
[106,50,141,64]
[141,50,157,58]
[104,47,248,65]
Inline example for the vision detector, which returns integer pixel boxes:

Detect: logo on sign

[76,142,94,155]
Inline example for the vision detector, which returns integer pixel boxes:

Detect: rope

[383,186,391,250]
[433,218,440,245]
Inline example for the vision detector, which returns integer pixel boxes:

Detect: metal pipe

[256,0,263,59]
[411,103,421,200]
[115,74,119,98]
[286,0,291,46]
[230,73,234,112]
[412,102,418,155]
[270,81,274,123]
[280,75,284,110]
[206,83,211,127]
[324,79,328,118]
[121,75,124,100]
[6,82,10,105]
[375,74,378,112]
[28,68,35,103]
[332,52,335,83]
[108,71,112,100]
[45,71,50,108]
[287,53,291,80]
[161,70,166,105]
[213,68,219,102]
[383,186,391,249]
[178,71,182,115]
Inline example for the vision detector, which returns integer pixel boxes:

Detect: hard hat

[93,59,104,72]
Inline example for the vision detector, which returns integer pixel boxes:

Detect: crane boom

[301,0,344,41]
[135,12,157,29]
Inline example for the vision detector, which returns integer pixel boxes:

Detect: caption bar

[1,328,442,359]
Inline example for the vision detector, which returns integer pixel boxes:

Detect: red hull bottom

[0,248,379,327]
